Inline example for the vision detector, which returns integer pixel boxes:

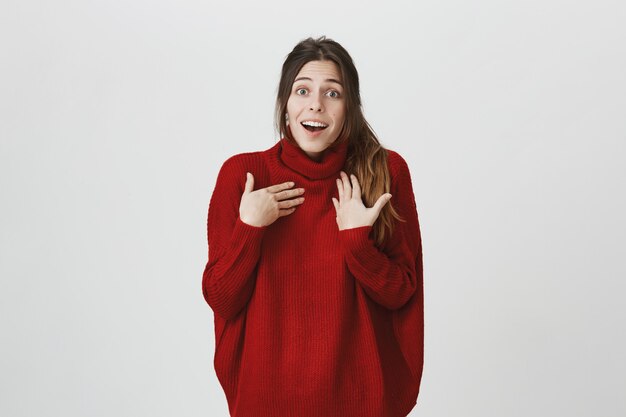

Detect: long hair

[274,35,404,248]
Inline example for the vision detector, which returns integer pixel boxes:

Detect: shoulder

[383,148,417,206]
[214,142,279,190]
[219,150,264,174]
[383,148,419,220]
[217,142,276,178]
[384,148,412,181]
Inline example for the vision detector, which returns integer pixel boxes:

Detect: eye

[327,90,341,98]
[296,88,307,95]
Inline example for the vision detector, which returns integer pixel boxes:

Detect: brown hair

[274,35,404,248]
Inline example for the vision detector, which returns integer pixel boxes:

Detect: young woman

[202,36,424,417]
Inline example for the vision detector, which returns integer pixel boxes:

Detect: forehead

[294,60,342,82]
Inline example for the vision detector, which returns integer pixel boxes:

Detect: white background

[1,0,625,416]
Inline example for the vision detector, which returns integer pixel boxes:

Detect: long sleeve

[338,152,422,310]
[202,157,267,321]
[203,140,424,416]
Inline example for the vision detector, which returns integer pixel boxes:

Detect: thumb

[372,193,392,213]
[244,172,254,194]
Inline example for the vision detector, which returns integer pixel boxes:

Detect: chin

[297,138,330,152]
[301,133,337,146]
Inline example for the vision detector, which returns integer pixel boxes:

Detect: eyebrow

[293,77,343,87]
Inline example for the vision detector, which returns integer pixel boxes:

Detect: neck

[304,149,324,162]
[278,137,349,180]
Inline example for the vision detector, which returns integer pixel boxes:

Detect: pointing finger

[340,171,352,200]
[350,174,361,200]
[336,178,344,202]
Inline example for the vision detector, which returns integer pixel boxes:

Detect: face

[286,60,346,161]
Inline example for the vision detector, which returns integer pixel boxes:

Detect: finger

[372,194,392,213]
[340,171,352,200]
[266,181,295,193]
[350,174,361,201]
[336,178,344,202]
[331,197,339,212]
[244,172,254,194]
[277,196,304,209]
[275,187,304,201]
[277,207,297,217]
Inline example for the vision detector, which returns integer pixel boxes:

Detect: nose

[309,93,323,112]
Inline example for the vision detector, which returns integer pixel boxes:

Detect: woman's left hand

[332,171,392,231]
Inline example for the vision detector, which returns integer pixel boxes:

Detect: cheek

[286,100,299,117]
[332,106,346,126]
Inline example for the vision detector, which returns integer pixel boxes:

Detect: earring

[285,113,289,125]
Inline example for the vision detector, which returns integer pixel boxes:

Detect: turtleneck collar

[279,137,348,180]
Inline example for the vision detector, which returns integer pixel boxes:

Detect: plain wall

[1,0,625,416]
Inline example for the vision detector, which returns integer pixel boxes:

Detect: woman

[202,36,424,417]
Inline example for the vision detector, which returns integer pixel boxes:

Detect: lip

[300,119,329,125]
[299,121,329,138]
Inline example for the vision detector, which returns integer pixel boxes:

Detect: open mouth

[301,121,328,132]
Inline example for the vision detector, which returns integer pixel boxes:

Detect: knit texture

[202,137,424,417]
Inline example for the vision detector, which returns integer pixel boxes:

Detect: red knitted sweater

[202,137,424,417]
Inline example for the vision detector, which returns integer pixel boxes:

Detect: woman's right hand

[239,173,305,227]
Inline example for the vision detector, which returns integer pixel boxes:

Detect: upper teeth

[302,121,328,128]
